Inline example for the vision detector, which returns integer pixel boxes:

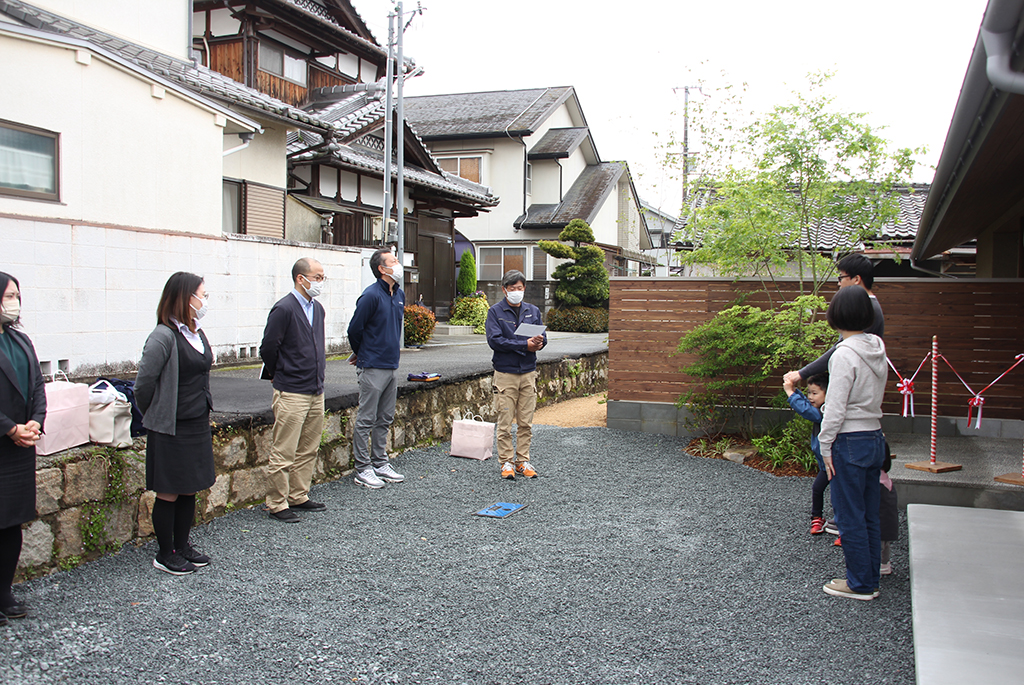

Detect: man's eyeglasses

[836,274,851,284]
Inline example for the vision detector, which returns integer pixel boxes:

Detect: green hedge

[546,306,609,333]
[449,294,488,334]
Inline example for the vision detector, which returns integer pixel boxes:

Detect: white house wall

[222,125,288,188]
[0,215,362,375]
[0,36,225,235]
[31,0,191,59]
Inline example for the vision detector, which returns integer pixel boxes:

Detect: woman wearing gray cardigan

[135,273,215,576]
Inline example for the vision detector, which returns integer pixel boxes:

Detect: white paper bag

[89,398,133,448]
[450,415,494,460]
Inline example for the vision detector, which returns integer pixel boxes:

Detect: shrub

[546,306,609,333]
[456,250,478,296]
[537,219,610,308]
[449,293,489,334]
[750,418,817,472]
[404,305,436,345]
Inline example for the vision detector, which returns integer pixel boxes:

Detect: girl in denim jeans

[817,287,888,601]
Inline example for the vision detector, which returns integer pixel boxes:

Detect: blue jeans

[829,430,885,593]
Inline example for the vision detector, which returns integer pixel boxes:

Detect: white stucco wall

[222,125,288,188]
[0,216,363,375]
[30,0,191,59]
[0,35,226,235]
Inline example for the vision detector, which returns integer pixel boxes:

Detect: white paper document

[513,323,547,338]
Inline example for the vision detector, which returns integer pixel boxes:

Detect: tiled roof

[403,87,575,139]
[292,194,353,214]
[287,92,498,207]
[515,162,626,228]
[270,0,383,55]
[528,127,589,159]
[0,0,336,133]
[673,184,930,249]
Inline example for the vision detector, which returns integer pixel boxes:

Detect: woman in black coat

[0,272,46,625]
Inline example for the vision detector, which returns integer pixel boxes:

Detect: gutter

[912,0,1024,261]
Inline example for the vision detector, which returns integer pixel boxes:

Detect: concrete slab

[908,504,1024,685]
[888,434,1024,512]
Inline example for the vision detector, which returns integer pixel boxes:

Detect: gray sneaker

[374,463,405,483]
[355,468,385,489]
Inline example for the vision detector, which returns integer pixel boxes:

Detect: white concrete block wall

[1,217,362,376]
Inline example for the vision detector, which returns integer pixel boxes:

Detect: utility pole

[382,10,395,237]
[672,85,703,210]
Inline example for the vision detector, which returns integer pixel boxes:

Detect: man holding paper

[485,270,547,479]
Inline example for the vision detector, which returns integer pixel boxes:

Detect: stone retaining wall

[18,352,607,578]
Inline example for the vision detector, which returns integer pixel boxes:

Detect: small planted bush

[450,293,488,334]
[546,306,609,333]
[404,305,436,345]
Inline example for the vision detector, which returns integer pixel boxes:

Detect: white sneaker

[355,468,384,489]
[374,463,405,483]
[880,562,892,576]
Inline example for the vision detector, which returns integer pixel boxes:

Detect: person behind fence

[0,273,45,623]
[817,286,888,601]
[347,249,406,490]
[259,258,328,523]
[135,272,215,576]
[486,270,547,480]
[783,373,830,536]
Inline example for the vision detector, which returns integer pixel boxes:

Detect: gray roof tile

[404,87,575,139]
[528,127,589,159]
[515,162,626,228]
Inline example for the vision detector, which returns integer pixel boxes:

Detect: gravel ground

[2,427,914,685]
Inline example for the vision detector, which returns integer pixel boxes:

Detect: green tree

[456,249,477,296]
[672,72,921,303]
[538,218,610,308]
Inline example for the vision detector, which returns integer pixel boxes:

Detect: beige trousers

[266,390,324,513]
[493,370,537,464]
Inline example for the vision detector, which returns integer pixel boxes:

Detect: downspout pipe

[222,132,254,157]
[981,0,1024,93]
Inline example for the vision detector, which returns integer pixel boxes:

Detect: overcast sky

[352,0,990,217]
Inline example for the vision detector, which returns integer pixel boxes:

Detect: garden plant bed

[685,434,819,478]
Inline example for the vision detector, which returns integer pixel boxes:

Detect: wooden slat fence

[609,278,1024,420]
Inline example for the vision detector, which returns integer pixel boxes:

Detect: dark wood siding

[608,278,1024,419]
[208,40,243,83]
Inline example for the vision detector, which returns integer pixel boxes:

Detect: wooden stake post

[906,336,963,474]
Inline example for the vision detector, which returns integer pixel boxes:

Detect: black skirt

[0,442,35,529]
[146,412,216,494]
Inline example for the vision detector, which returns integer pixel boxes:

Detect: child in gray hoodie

[818,286,888,601]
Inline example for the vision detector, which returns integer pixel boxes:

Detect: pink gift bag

[450,414,494,460]
[36,373,90,456]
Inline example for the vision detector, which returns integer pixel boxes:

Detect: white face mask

[386,263,403,283]
[505,289,524,305]
[1,298,19,324]
[301,274,324,298]
[190,294,209,320]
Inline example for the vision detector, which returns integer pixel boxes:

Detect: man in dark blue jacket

[260,258,328,523]
[347,248,406,489]
[486,269,546,480]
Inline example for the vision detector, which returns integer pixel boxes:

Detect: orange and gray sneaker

[515,461,537,478]
[501,462,515,480]
[833,536,842,547]
[810,517,826,535]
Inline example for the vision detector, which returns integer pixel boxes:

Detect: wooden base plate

[905,460,963,473]
[994,473,1024,487]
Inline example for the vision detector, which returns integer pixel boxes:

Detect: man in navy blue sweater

[486,269,547,480]
[260,258,328,523]
[347,249,406,489]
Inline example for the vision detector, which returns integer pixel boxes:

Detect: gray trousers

[353,367,398,471]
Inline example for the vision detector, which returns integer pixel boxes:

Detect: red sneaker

[810,517,826,535]
[833,536,842,547]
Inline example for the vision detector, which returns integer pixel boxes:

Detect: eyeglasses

[836,274,851,284]
[304,274,327,283]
